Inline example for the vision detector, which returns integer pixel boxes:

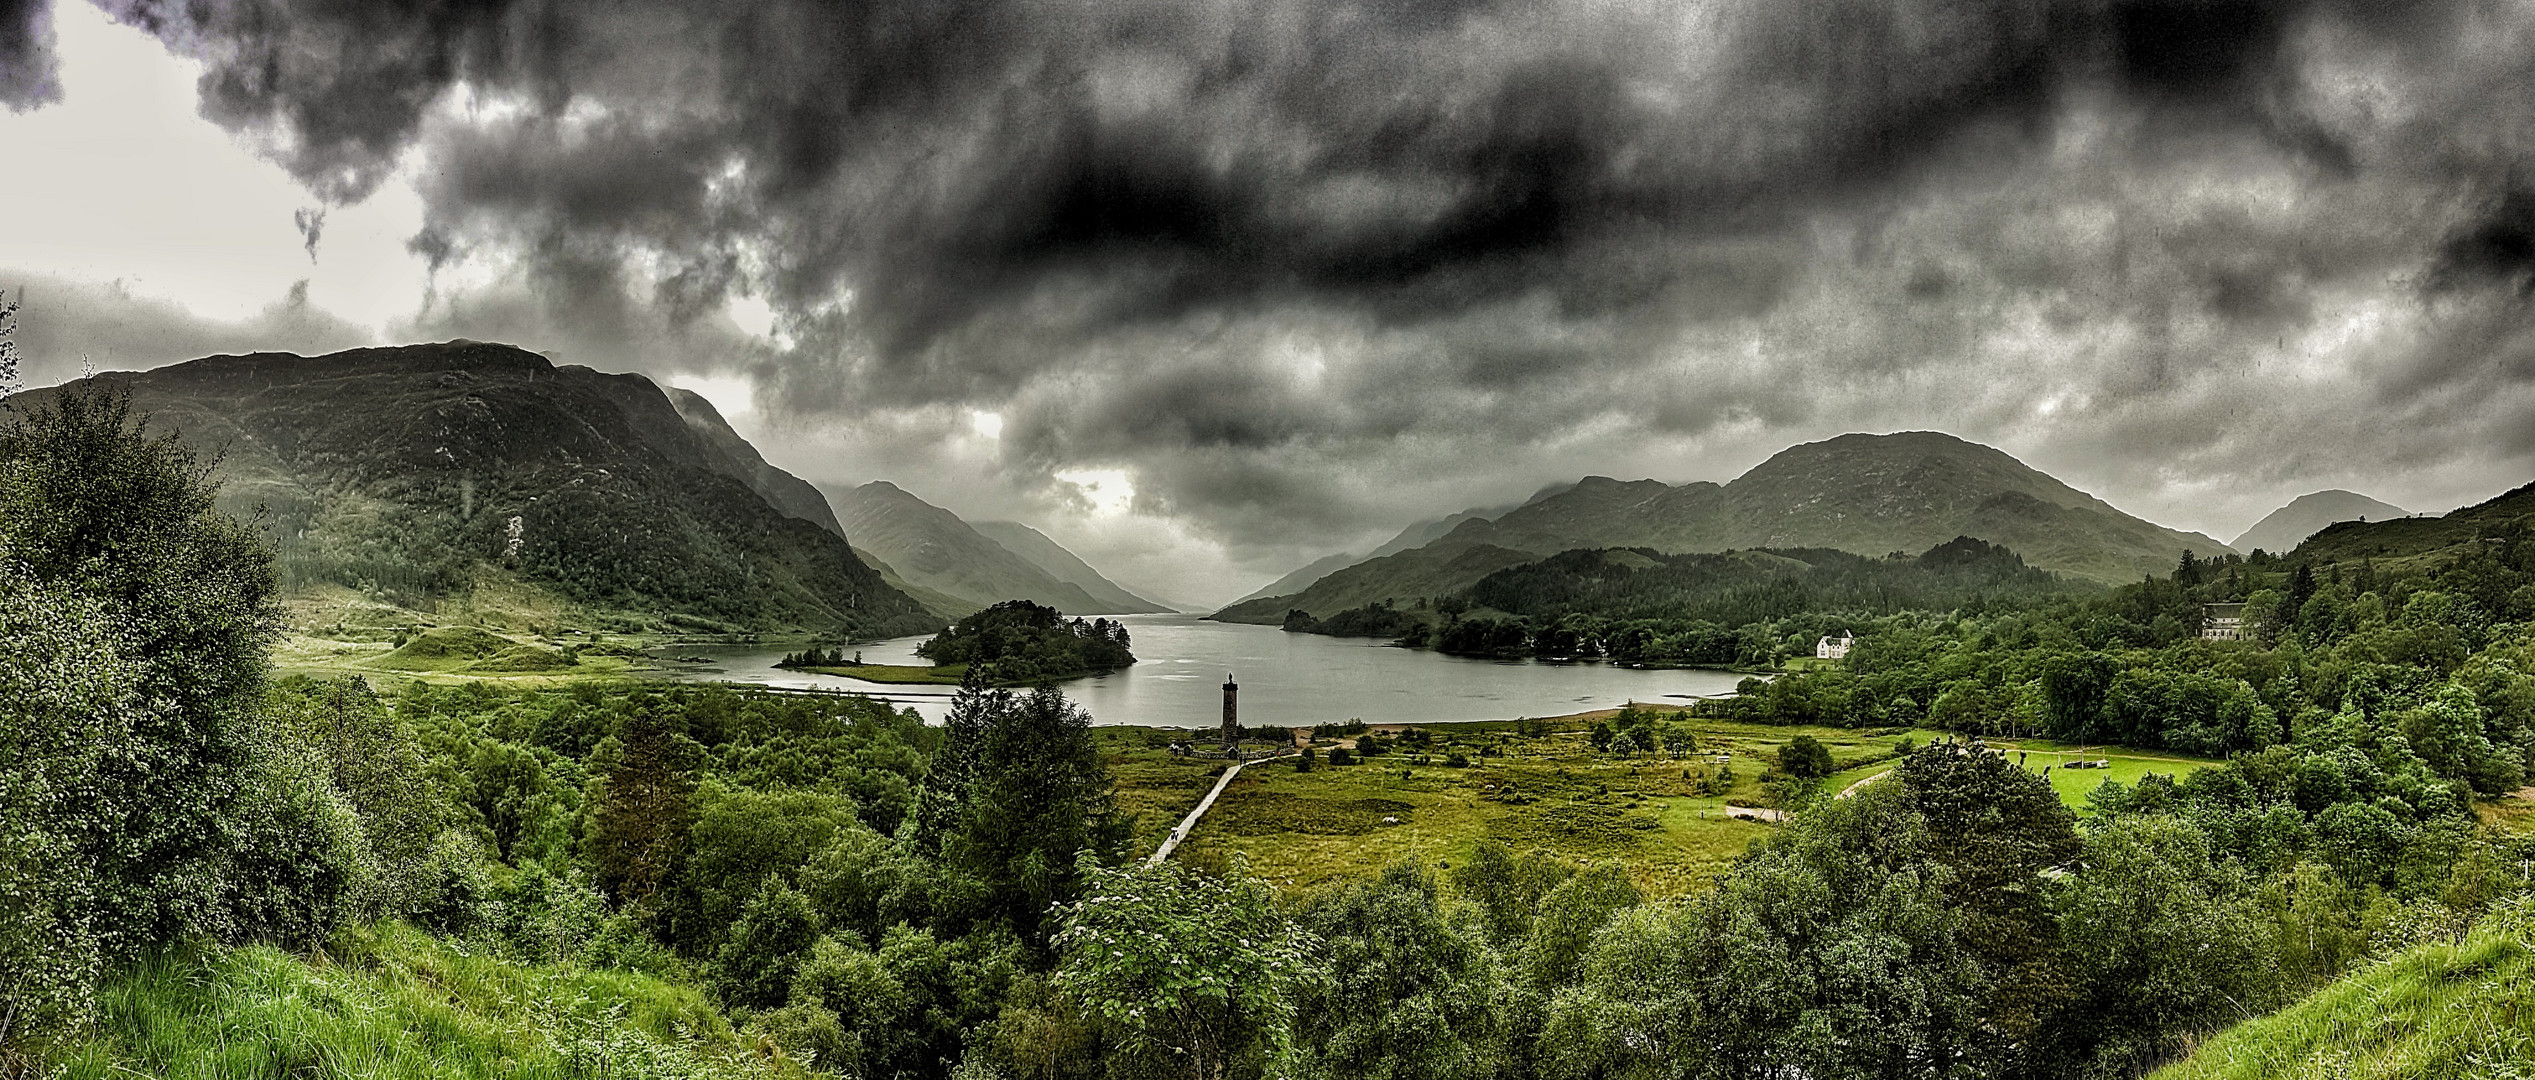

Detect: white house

[1816,631,1855,660]
[2201,603,2247,641]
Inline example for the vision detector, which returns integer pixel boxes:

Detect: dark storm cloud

[18,0,2535,580]
[0,0,60,108]
[2433,188,2535,297]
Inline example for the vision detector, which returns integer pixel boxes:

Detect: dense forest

[7,387,2535,1078]
[914,600,1137,681]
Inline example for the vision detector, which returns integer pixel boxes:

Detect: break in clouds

[10,0,2535,591]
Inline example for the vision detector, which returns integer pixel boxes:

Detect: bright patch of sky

[668,372,757,419]
[0,2,428,330]
[1056,468,1135,516]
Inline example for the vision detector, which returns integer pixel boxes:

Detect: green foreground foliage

[2151,902,2535,1080]
[55,922,780,1080]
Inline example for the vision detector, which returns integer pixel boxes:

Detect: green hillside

[2150,915,2535,1080]
[1464,536,2075,624]
[1649,432,2237,582]
[2232,489,2411,555]
[4,341,939,637]
[2295,481,2535,567]
[52,923,788,1080]
[1221,432,2233,622]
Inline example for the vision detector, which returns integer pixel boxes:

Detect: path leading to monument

[1148,752,1299,865]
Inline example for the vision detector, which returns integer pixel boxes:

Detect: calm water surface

[651,614,1743,727]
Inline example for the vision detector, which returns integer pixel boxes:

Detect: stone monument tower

[1220,674,1239,748]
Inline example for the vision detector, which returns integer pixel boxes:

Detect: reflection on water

[648,614,1745,726]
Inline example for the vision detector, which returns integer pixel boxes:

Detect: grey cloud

[0,0,59,108]
[10,0,2535,567]
[3,270,374,383]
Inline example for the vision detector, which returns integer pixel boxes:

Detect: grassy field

[47,922,791,1079]
[1106,710,1953,897]
[1823,738,2218,812]
[2148,917,2535,1080]
[1102,710,2233,898]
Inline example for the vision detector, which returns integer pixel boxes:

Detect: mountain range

[1231,502,1527,603]
[828,481,1171,619]
[7,342,942,636]
[2230,490,2412,555]
[1217,431,2238,622]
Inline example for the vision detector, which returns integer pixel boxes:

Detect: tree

[1535,902,1709,1080]
[1517,863,1642,992]
[2035,816,2280,1075]
[919,679,1128,940]
[1289,865,1505,1080]
[0,388,283,954]
[466,739,550,864]
[585,698,700,912]
[1052,859,1319,1080]
[1687,780,1989,1078]
[712,877,822,1011]
[0,289,21,396]
[1776,734,1834,779]
[1895,742,2082,1059]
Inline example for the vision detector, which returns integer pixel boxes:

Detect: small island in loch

[782,599,1138,685]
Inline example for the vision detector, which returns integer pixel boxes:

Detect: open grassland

[1109,709,1951,897]
[2148,919,2535,1080]
[2476,789,2535,836]
[48,922,789,1080]
[1823,737,2218,811]
[1107,708,2237,897]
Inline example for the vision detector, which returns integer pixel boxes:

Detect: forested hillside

[2294,480,2535,566]
[0,342,939,636]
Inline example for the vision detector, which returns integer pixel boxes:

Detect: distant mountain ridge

[1217,431,2236,622]
[2231,490,2411,555]
[829,481,1165,617]
[6,341,941,636]
[970,520,1173,613]
[1233,503,1524,604]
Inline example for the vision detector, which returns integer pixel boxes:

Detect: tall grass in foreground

[48,922,797,1080]
[2152,917,2535,1080]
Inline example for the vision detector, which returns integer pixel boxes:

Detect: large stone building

[2202,603,2247,641]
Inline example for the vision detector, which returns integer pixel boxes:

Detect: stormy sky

[6,0,2535,604]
